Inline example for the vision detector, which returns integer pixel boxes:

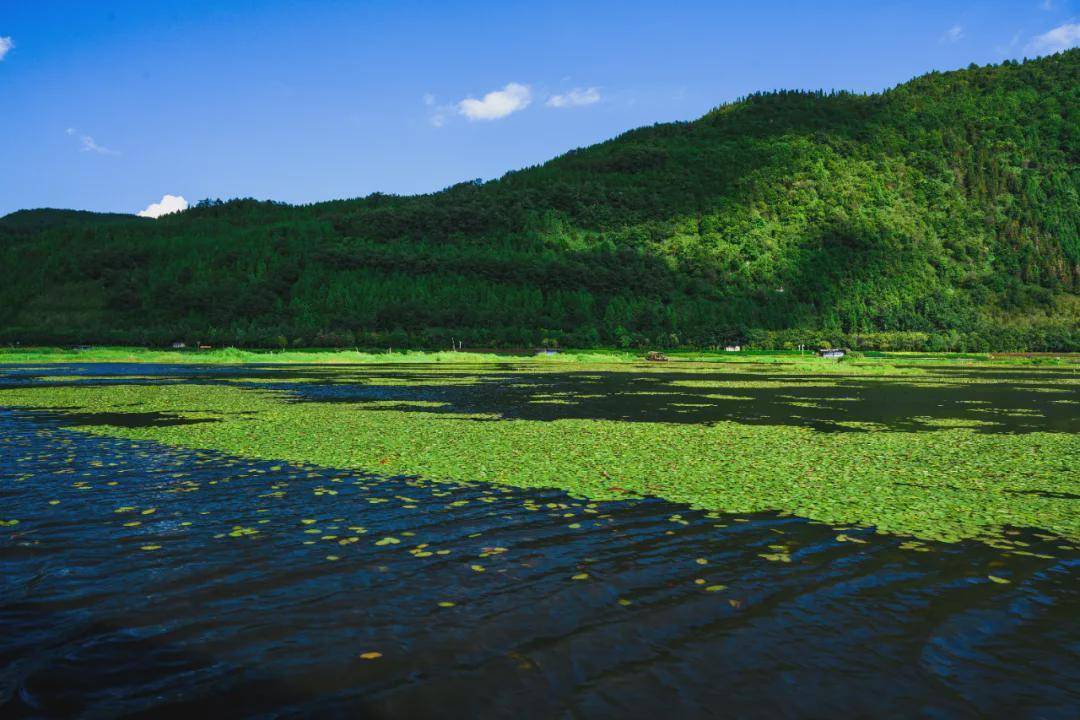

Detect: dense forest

[2,51,1078,351]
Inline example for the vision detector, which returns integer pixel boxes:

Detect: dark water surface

[2,360,1077,434]
[1,365,1079,718]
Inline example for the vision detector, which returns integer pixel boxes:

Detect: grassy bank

[0,346,639,365]
[3,345,1077,367]
[1,359,1076,544]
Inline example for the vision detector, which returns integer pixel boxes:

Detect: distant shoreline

[2,346,1077,366]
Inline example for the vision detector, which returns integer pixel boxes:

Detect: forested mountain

[2,51,1077,351]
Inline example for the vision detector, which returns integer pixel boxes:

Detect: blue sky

[1,0,1077,217]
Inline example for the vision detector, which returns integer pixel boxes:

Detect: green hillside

[2,52,1077,351]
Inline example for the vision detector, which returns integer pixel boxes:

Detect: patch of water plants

[0,357,1076,544]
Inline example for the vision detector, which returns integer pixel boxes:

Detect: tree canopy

[2,51,1077,351]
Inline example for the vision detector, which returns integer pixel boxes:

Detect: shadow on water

[22,410,218,429]
[262,365,1078,435]
[1,407,1078,718]
[1004,489,1080,500]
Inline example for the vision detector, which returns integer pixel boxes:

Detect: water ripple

[0,408,1077,718]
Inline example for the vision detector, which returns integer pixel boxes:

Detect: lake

[1,362,1078,718]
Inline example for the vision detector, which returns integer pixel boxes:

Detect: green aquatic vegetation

[0,346,640,366]
[0,359,1077,544]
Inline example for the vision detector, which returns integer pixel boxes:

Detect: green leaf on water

[10,357,1080,547]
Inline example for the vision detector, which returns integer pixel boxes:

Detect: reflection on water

[1,408,1077,718]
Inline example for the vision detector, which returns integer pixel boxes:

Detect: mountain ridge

[2,51,1077,350]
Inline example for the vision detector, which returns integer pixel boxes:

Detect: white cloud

[0,36,12,61]
[457,82,531,121]
[1041,0,1056,10]
[66,127,120,156]
[942,25,965,43]
[1025,22,1080,54]
[546,87,601,108]
[424,95,453,127]
[137,194,188,218]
